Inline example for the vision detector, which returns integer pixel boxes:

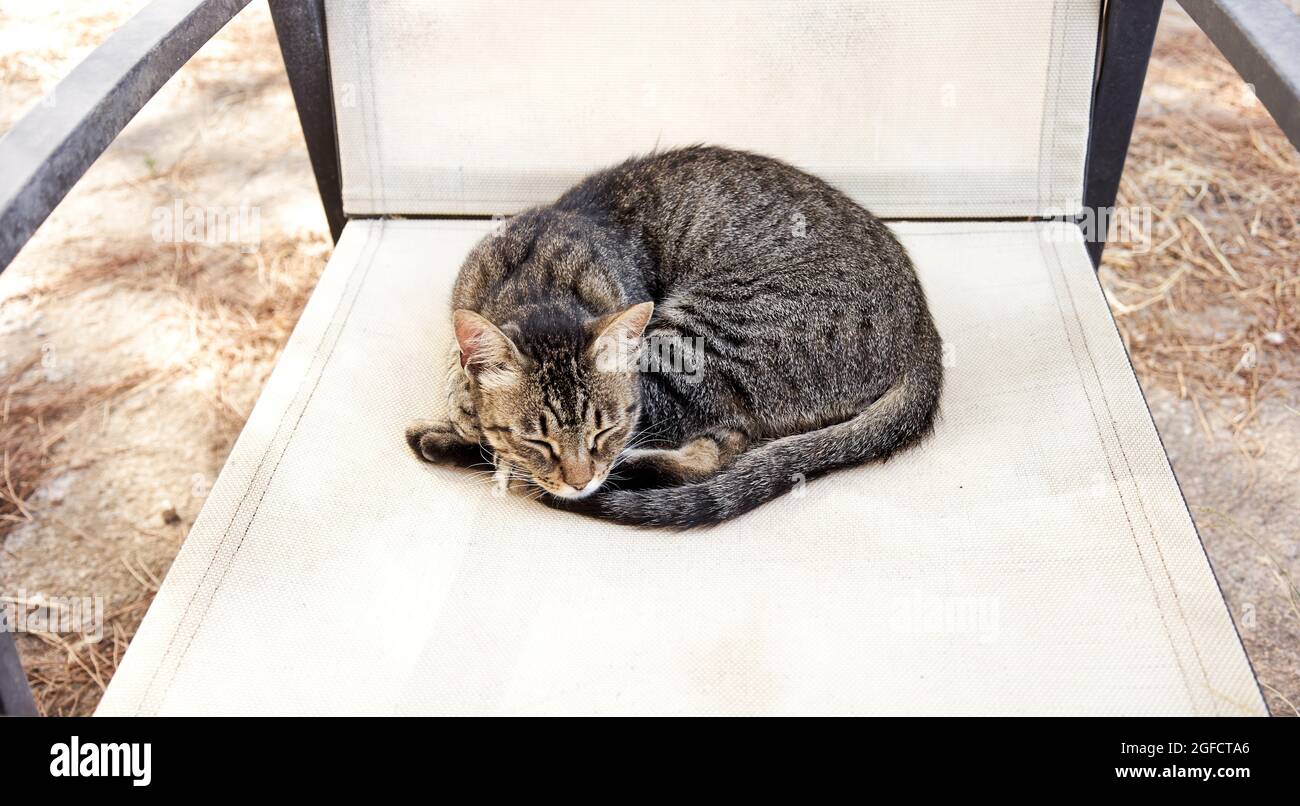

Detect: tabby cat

[406,146,942,527]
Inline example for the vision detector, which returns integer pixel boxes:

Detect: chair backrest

[325,0,1101,219]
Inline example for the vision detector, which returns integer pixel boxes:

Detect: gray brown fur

[407,146,943,527]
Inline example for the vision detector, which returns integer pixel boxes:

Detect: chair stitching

[1048,234,1220,714]
[1044,0,1074,211]
[361,3,387,211]
[1035,0,1064,212]
[1037,230,1200,712]
[133,221,386,714]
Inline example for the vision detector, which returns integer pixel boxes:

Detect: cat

[406,146,942,527]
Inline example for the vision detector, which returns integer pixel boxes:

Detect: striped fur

[410,146,943,527]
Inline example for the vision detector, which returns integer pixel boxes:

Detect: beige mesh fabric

[97,220,1265,716]
[325,0,1100,218]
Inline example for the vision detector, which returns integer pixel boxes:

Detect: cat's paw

[406,420,482,466]
[615,436,724,486]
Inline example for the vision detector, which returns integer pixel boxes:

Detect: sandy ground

[0,0,330,714]
[0,2,1296,715]
[1105,8,1299,715]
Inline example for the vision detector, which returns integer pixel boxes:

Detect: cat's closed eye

[521,437,560,461]
[589,423,618,451]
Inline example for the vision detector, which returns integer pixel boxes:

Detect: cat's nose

[560,461,594,490]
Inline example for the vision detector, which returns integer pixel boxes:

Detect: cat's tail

[587,369,941,528]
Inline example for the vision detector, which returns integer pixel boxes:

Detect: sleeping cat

[406,146,942,527]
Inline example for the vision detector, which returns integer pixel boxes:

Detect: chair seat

[97,219,1265,715]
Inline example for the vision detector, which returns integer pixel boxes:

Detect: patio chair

[2,0,1296,715]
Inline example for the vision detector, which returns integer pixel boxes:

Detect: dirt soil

[1103,7,1299,715]
[0,0,330,715]
[0,2,1296,715]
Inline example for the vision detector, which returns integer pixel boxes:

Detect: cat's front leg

[406,345,486,467]
[406,420,484,467]
[615,429,749,487]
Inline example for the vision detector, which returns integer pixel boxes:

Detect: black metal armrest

[1082,0,1300,266]
[0,626,37,716]
[1181,0,1300,151]
[0,0,252,274]
[0,0,251,717]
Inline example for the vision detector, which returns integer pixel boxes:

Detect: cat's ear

[453,309,522,388]
[590,301,654,373]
